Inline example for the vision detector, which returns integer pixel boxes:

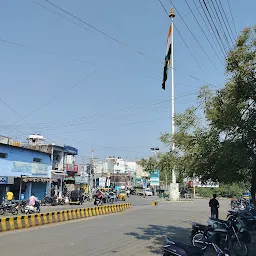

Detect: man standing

[209,194,219,219]
[6,189,14,204]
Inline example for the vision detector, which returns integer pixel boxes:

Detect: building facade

[23,135,79,197]
[0,138,51,202]
[93,157,137,189]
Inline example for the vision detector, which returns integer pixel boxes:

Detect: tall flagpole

[170,8,176,184]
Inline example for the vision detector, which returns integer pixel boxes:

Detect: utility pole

[89,147,94,200]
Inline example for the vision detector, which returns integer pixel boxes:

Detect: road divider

[0,203,131,232]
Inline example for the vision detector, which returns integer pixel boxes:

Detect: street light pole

[150,147,159,203]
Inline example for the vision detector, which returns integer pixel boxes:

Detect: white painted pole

[170,9,176,184]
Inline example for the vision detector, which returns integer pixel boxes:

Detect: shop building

[0,136,51,202]
[23,134,78,197]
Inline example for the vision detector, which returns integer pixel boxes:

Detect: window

[33,158,42,163]
[0,153,7,158]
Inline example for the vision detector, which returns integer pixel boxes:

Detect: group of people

[5,189,40,211]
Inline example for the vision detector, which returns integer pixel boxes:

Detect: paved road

[1,195,153,217]
[2,197,248,256]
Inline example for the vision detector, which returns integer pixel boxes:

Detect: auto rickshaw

[117,189,127,201]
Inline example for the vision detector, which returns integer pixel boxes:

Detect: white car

[145,189,153,196]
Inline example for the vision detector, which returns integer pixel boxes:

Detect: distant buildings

[0,134,78,202]
[93,156,147,189]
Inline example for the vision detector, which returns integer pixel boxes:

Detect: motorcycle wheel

[231,240,248,256]
[109,198,114,204]
[0,208,4,215]
[191,233,207,250]
[12,208,18,215]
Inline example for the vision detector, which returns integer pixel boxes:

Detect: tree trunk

[251,171,256,206]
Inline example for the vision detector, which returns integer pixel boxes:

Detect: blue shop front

[0,143,51,202]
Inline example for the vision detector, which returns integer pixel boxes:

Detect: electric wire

[207,0,232,50]
[226,0,238,36]
[192,0,226,59]
[184,0,224,65]
[199,0,228,56]
[168,0,219,71]
[215,0,236,45]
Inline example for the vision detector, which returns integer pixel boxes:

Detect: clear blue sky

[0,0,255,162]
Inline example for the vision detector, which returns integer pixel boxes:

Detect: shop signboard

[12,161,50,177]
[75,175,88,185]
[99,177,106,187]
[0,176,14,184]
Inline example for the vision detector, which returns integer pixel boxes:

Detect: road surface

[0,197,253,256]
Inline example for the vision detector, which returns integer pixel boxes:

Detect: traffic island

[0,203,131,232]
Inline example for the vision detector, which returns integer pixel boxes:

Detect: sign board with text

[150,170,159,186]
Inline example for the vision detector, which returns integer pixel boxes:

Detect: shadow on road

[125,224,191,255]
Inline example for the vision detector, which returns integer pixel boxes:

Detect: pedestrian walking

[209,194,219,219]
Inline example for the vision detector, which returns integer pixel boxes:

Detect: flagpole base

[169,183,179,201]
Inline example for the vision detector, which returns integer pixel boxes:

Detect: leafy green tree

[159,26,256,203]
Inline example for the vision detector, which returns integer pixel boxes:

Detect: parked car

[145,188,153,196]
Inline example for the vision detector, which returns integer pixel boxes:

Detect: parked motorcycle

[227,209,256,233]
[94,197,103,206]
[164,235,229,256]
[20,200,28,213]
[191,218,248,256]
[107,192,117,204]
[41,196,58,206]
[0,202,18,215]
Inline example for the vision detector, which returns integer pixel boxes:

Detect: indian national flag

[162,24,172,90]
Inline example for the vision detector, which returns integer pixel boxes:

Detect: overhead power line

[4,88,200,132]
[218,0,236,41]
[192,0,226,59]
[8,69,98,131]
[184,0,224,65]
[32,1,92,32]
[206,0,232,51]
[33,0,219,88]
[226,0,238,36]
[168,0,219,72]
[42,0,160,65]
[215,0,236,44]
[199,0,228,56]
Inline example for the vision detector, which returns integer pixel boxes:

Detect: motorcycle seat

[214,228,228,233]
[192,223,209,230]
[174,241,203,256]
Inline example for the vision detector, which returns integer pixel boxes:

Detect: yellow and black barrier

[0,203,131,232]
[152,201,158,206]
